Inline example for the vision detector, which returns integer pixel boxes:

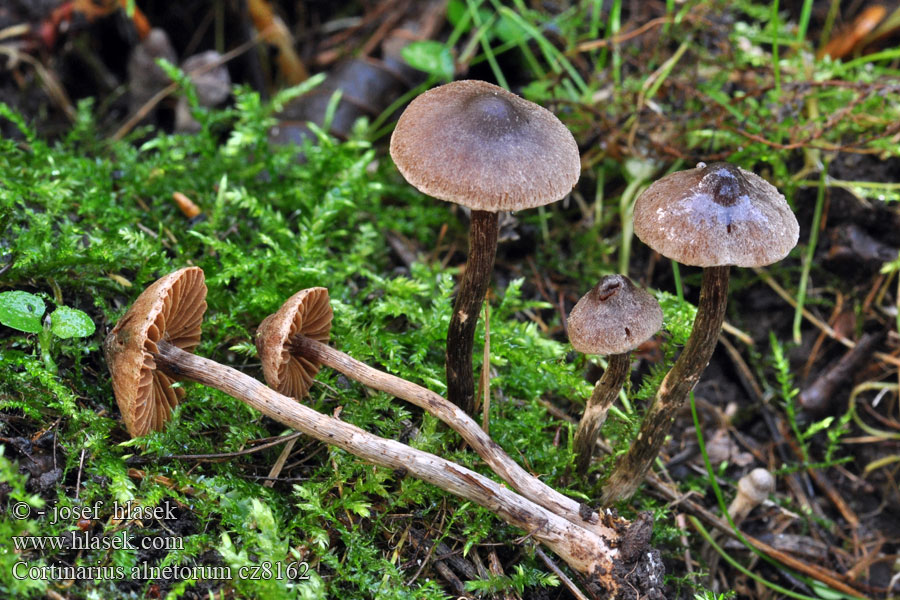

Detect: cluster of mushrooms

[104,80,798,597]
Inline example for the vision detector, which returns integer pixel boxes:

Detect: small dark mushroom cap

[633,162,799,267]
[104,267,206,437]
[256,287,333,399]
[389,80,580,212]
[568,275,663,355]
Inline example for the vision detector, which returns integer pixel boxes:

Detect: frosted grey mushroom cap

[389,80,580,212]
[568,275,663,356]
[633,162,799,267]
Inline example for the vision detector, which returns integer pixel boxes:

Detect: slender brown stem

[446,210,500,415]
[291,335,616,540]
[601,266,730,504]
[573,352,631,476]
[152,341,628,586]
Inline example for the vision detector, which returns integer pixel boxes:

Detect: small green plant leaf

[494,13,525,44]
[447,0,468,26]
[0,291,46,333]
[49,306,96,339]
[802,416,834,441]
[401,41,454,81]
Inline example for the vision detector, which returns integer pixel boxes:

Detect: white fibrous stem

[153,341,642,594]
[290,334,616,541]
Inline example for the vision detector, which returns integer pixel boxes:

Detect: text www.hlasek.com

[12,530,181,552]
[10,499,312,583]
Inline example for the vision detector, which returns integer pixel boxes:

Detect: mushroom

[103,266,206,437]
[602,162,798,504]
[390,80,580,415]
[257,287,611,535]
[567,275,662,475]
[728,468,775,526]
[127,28,177,116]
[256,287,332,399]
[253,287,332,483]
[175,51,232,133]
[104,269,663,596]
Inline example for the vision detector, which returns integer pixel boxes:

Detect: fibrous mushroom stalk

[105,266,664,596]
[574,352,631,475]
[290,333,614,540]
[602,266,730,504]
[445,209,499,415]
[149,340,652,594]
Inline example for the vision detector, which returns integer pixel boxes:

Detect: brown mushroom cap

[256,287,333,399]
[104,267,207,437]
[389,80,580,212]
[568,275,663,355]
[633,162,799,267]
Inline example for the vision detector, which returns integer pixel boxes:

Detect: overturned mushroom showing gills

[258,287,614,538]
[390,80,580,416]
[254,287,332,482]
[602,163,798,504]
[568,275,662,475]
[103,266,206,437]
[105,270,664,597]
[256,287,333,399]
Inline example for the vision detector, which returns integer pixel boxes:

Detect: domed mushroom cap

[737,468,775,504]
[568,275,663,355]
[104,267,207,437]
[389,80,580,212]
[633,162,799,267]
[256,287,333,399]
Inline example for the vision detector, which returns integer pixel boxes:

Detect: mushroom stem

[152,340,630,587]
[573,352,631,476]
[602,265,730,504]
[446,209,499,416]
[290,334,614,539]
